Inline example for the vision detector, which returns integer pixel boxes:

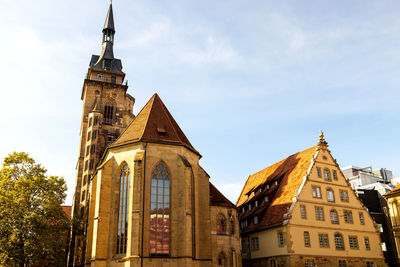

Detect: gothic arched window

[150,162,170,255]
[116,164,129,254]
[217,214,226,233]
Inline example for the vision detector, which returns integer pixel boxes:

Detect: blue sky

[0,0,399,204]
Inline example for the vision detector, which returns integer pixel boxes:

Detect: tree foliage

[0,152,70,266]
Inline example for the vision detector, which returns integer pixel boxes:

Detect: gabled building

[237,132,385,267]
[69,3,241,266]
[84,94,241,266]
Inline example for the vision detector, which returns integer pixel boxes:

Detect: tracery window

[217,214,226,233]
[116,164,130,254]
[150,162,170,255]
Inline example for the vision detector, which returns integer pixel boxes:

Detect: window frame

[318,233,329,248]
[312,186,322,198]
[334,233,345,250]
[327,188,335,202]
[304,231,311,247]
[300,205,307,219]
[149,162,171,255]
[324,168,331,181]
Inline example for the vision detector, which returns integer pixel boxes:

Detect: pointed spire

[317,130,329,150]
[103,3,115,33]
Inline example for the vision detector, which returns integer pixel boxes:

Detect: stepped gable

[237,146,316,230]
[210,182,236,208]
[111,93,199,155]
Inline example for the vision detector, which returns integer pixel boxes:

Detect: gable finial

[317,130,328,149]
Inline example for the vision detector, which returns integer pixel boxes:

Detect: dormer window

[248,204,252,210]
[264,196,269,203]
[242,207,245,213]
[254,216,259,224]
[255,200,258,207]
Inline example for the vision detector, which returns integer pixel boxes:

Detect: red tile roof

[237,146,317,232]
[385,184,400,197]
[209,182,236,208]
[111,93,199,155]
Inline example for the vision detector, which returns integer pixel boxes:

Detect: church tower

[68,3,135,266]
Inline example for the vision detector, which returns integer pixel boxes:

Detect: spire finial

[317,130,328,149]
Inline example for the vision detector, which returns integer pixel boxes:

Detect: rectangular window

[81,190,85,202]
[364,237,370,250]
[381,242,387,251]
[88,117,92,127]
[89,159,94,170]
[84,160,88,171]
[278,232,284,246]
[312,186,322,198]
[304,231,310,247]
[248,204,252,210]
[315,206,325,221]
[338,260,347,267]
[94,116,99,125]
[317,167,322,178]
[377,224,383,232]
[269,260,277,267]
[251,237,259,250]
[265,196,269,203]
[333,170,338,180]
[300,205,307,219]
[242,239,247,252]
[366,262,374,267]
[349,236,359,249]
[82,175,87,186]
[324,168,331,181]
[318,233,329,248]
[255,200,258,207]
[305,259,315,267]
[90,144,96,154]
[340,190,349,202]
[92,130,97,140]
[359,212,365,225]
[86,145,90,157]
[344,210,353,224]
[254,216,259,224]
[327,189,335,202]
[87,131,91,141]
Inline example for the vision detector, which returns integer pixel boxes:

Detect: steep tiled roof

[210,182,236,208]
[237,146,317,232]
[111,93,199,155]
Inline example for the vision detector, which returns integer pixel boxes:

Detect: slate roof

[110,93,199,155]
[103,4,115,32]
[209,182,236,208]
[237,146,317,232]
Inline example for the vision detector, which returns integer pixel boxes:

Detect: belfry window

[116,164,130,254]
[104,103,114,123]
[150,163,170,255]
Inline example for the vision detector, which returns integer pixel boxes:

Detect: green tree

[0,152,69,267]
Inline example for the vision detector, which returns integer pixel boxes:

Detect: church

[68,3,242,267]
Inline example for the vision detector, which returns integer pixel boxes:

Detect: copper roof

[111,93,199,155]
[237,146,317,232]
[209,182,236,208]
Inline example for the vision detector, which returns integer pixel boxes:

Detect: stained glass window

[150,163,170,255]
[116,164,129,254]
